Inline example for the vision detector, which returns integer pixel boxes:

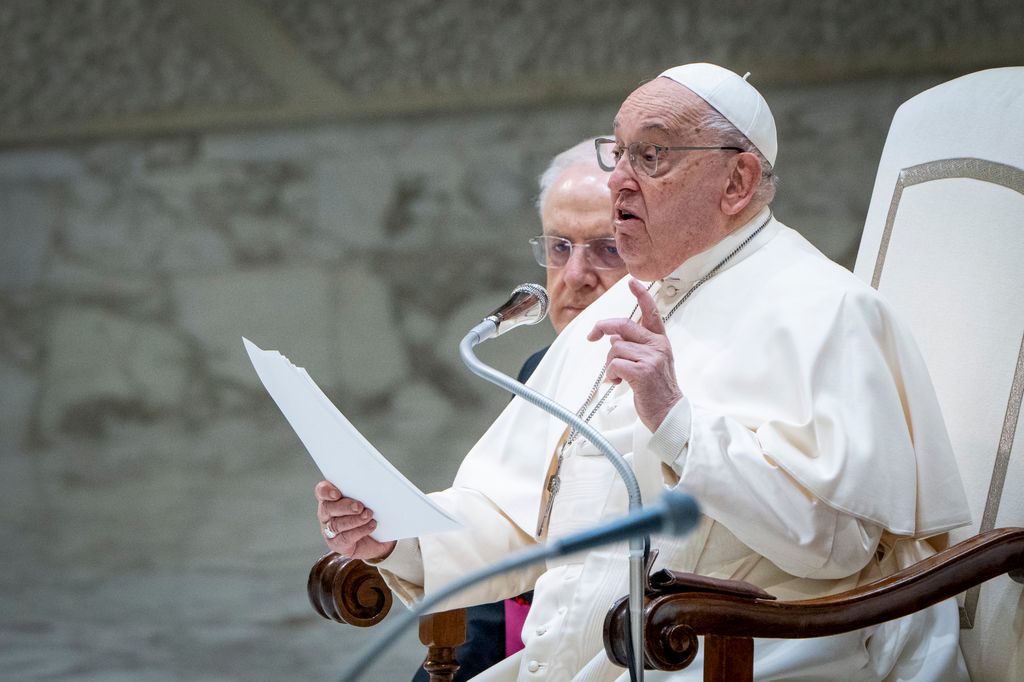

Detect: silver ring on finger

[322,524,338,540]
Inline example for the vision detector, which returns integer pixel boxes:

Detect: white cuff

[369,537,424,587]
[647,396,693,473]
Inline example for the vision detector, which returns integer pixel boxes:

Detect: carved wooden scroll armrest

[604,527,1024,672]
[308,553,469,682]
[308,553,393,627]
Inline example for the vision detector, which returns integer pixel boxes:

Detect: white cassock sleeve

[638,294,922,578]
[642,397,883,579]
[375,486,545,610]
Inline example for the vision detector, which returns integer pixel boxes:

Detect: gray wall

[1,1,1021,679]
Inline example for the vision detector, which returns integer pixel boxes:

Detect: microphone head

[658,490,701,537]
[510,283,549,321]
[485,283,549,336]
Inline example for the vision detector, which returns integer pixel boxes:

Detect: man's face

[541,163,627,333]
[608,79,734,281]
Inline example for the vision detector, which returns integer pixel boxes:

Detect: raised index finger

[629,279,665,335]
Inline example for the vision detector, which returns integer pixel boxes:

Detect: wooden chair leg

[419,609,468,682]
[703,634,753,682]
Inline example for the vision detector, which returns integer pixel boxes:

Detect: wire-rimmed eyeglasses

[594,137,742,177]
[529,235,624,270]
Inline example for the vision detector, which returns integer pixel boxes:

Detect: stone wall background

[0,1,1020,680]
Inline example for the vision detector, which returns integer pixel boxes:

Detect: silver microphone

[481,283,549,338]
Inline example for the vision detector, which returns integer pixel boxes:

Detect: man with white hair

[410,139,628,681]
[317,63,970,680]
[533,138,629,336]
[514,137,629,377]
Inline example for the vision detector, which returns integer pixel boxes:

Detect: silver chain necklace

[537,212,773,537]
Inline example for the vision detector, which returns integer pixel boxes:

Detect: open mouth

[615,207,642,224]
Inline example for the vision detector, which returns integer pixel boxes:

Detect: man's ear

[720,152,761,216]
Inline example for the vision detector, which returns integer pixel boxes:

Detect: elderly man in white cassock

[315,63,972,681]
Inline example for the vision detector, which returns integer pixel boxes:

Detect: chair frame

[602,528,1024,681]
[308,553,468,682]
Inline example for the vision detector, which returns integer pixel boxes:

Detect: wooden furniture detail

[308,553,393,627]
[603,528,1024,681]
[418,608,468,682]
[308,554,468,682]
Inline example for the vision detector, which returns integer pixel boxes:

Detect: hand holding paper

[243,338,460,542]
[314,480,395,560]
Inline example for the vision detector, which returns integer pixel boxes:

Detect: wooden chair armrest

[308,553,393,627]
[308,553,469,681]
[604,527,1024,671]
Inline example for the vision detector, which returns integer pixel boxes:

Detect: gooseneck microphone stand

[459,317,648,682]
[335,488,699,682]
[337,521,621,681]
[337,285,661,681]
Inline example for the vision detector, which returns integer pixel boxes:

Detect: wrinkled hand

[315,481,396,561]
[587,278,683,432]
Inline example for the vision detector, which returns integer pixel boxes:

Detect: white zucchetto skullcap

[659,63,778,167]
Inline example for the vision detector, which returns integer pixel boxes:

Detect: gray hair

[697,107,779,206]
[536,136,608,215]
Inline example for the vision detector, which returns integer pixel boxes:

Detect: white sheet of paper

[243,337,461,541]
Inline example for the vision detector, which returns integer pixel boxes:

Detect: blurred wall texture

[1,1,1021,679]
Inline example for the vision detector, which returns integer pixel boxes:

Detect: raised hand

[587,278,683,432]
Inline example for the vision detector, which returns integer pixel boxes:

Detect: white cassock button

[663,284,679,297]
[536,626,547,636]
[527,660,541,673]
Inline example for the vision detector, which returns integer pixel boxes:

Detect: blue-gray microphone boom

[337,490,699,682]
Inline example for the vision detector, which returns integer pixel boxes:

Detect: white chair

[604,67,1024,682]
[853,65,1024,681]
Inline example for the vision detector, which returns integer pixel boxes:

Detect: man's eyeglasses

[594,138,742,177]
[529,235,624,270]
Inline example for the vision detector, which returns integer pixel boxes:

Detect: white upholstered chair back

[852,67,1024,681]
